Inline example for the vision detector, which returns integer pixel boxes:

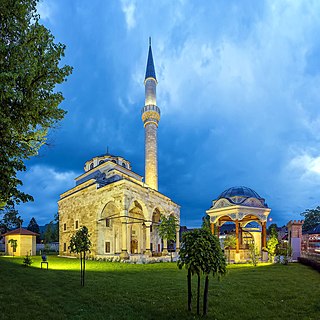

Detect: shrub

[298,257,320,272]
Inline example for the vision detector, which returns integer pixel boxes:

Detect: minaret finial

[149,37,151,46]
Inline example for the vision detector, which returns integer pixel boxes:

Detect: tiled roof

[2,227,39,236]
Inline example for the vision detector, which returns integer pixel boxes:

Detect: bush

[298,257,320,272]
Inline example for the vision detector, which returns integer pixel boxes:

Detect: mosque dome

[215,186,267,207]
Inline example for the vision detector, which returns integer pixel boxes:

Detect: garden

[0,256,319,320]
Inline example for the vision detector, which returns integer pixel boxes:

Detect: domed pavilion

[206,186,271,263]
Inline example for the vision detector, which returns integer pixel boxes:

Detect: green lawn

[0,256,319,320]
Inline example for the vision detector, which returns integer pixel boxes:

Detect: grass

[0,256,319,320]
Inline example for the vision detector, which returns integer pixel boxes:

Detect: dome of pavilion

[216,186,267,207]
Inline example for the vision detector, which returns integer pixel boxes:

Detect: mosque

[59,41,273,263]
[58,41,180,259]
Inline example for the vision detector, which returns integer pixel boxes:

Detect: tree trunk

[203,275,209,316]
[80,252,83,286]
[187,268,192,311]
[83,251,86,287]
[197,273,200,315]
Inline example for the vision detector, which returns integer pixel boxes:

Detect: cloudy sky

[17,0,320,227]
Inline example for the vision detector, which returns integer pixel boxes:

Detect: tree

[201,214,211,231]
[52,212,59,242]
[0,204,23,233]
[266,233,279,262]
[178,228,226,316]
[157,214,178,254]
[8,238,18,256]
[69,226,91,287]
[0,0,72,208]
[27,217,40,234]
[301,206,320,232]
[267,223,278,236]
[223,234,236,264]
[43,221,54,243]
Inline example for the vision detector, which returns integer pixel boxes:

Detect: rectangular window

[150,226,153,233]
[106,218,110,227]
[75,220,79,229]
[64,223,66,231]
[105,242,110,253]
[63,243,66,252]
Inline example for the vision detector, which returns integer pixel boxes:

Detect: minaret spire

[145,37,157,81]
[142,39,160,190]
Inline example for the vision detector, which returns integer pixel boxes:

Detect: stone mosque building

[58,41,180,259]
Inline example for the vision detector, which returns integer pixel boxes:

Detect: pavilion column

[262,221,267,248]
[210,223,215,235]
[235,219,239,253]
[145,222,151,256]
[175,226,180,252]
[120,217,129,259]
[217,225,220,237]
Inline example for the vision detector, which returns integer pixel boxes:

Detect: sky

[16,0,320,227]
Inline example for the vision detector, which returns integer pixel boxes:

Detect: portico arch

[98,201,121,255]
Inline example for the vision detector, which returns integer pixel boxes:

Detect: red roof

[2,227,39,237]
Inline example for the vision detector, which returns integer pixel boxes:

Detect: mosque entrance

[131,239,138,254]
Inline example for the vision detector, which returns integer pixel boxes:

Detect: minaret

[142,38,160,190]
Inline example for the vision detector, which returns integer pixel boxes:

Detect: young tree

[301,206,320,232]
[178,228,226,316]
[8,239,18,256]
[158,214,178,255]
[0,0,72,208]
[69,226,91,287]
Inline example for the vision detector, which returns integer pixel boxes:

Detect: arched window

[122,163,126,168]
[90,163,94,170]
[99,160,104,165]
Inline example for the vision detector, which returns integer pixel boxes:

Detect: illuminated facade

[206,186,271,263]
[58,41,180,259]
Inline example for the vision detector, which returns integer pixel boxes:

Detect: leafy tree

[8,238,18,256]
[301,206,320,232]
[201,214,211,231]
[266,233,279,262]
[69,226,91,287]
[223,234,237,263]
[0,0,72,208]
[0,204,23,233]
[249,242,260,266]
[267,223,278,236]
[178,228,226,316]
[43,221,55,243]
[53,212,59,242]
[158,214,178,254]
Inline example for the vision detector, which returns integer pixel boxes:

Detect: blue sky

[17,0,320,227]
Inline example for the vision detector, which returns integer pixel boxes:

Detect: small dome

[218,186,262,200]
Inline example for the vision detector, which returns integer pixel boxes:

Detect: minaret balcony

[141,104,160,115]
